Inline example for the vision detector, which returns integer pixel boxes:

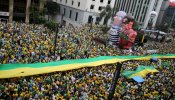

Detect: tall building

[114,0,163,29]
[53,0,115,27]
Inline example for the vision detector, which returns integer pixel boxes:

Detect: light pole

[89,8,93,32]
[54,23,59,57]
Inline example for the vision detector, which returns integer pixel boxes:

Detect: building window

[142,6,146,13]
[147,0,150,4]
[144,0,147,4]
[69,10,72,18]
[75,12,78,21]
[72,1,74,5]
[100,0,103,3]
[63,8,66,16]
[60,0,62,2]
[78,2,80,7]
[95,17,100,24]
[140,16,143,22]
[88,16,93,23]
[66,0,67,3]
[108,0,111,4]
[90,5,94,9]
[92,0,95,1]
[98,6,102,11]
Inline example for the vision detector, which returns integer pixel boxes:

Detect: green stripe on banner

[0,54,175,71]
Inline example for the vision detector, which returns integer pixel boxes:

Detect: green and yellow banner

[0,54,175,79]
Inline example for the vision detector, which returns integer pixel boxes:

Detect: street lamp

[88,8,94,32]
[54,14,64,57]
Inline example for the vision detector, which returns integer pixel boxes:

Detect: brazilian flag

[119,32,130,41]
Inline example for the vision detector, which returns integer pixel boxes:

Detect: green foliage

[30,4,46,24]
[101,26,110,34]
[99,11,106,20]
[30,4,38,23]
[133,21,140,31]
[36,16,47,24]
[119,32,130,41]
[44,20,58,31]
[99,5,113,26]
[45,1,60,16]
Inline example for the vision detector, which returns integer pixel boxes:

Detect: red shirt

[119,22,137,49]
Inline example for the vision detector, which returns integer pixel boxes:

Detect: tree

[133,21,140,31]
[45,1,60,20]
[99,5,113,26]
[30,3,46,24]
[44,20,58,31]
[101,26,110,34]
[30,4,38,23]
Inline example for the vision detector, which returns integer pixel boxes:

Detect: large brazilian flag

[0,54,175,79]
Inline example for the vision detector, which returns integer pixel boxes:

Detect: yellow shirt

[152,91,158,95]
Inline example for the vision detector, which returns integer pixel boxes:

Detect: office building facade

[53,0,115,27]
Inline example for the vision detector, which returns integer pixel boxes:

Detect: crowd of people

[0,22,175,99]
[0,22,175,64]
[0,59,174,99]
[0,22,117,64]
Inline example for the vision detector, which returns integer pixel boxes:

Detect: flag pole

[54,23,59,57]
[108,62,122,100]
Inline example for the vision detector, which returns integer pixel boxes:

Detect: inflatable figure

[119,15,137,49]
[109,11,127,47]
